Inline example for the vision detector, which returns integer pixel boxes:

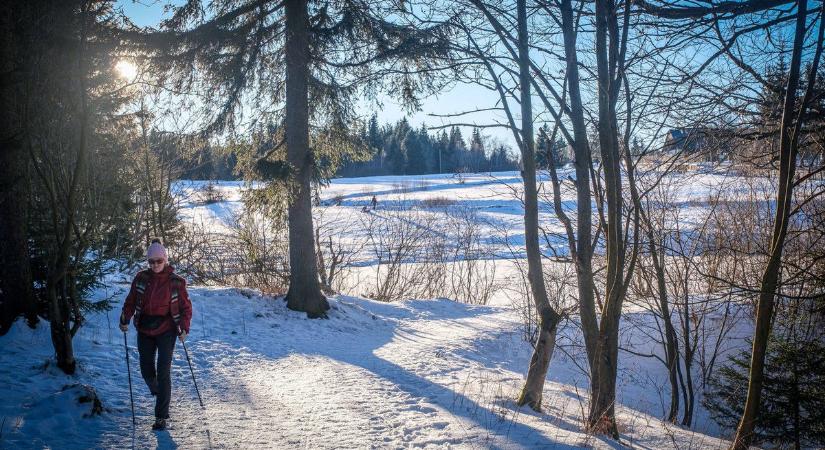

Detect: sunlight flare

[115,59,137,80]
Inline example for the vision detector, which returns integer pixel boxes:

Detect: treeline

[337,115,522,177]
[176,116,526,180]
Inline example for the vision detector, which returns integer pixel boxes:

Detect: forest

[0,0,823,448]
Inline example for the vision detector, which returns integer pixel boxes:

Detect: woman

[120,238,193,431]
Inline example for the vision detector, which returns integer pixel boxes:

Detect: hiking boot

[151,418,167,430]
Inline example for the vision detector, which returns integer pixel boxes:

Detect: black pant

[137,329,177,419]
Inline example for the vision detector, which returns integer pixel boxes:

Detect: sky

[115,0,519,149]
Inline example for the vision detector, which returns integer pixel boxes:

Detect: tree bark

[681,286,695,426]
[730,0,817,446]
[0,1,38,335]
[559,0,599,374]
[284,0,329,318]
[588,0,627,436]
[649,238,680,422]
[514,0,562,412]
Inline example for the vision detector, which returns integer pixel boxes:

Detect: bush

[420,196,456,208]
[198,182,225,205]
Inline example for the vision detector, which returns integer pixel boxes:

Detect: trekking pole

[180,337,204,408]
[123,331,136,428]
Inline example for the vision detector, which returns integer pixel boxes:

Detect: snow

[0,170,744,449]
[0,290,731,449]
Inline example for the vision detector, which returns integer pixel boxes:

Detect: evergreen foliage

[704,334,825,449]
[336,115,520,177]
[536,124,570,169]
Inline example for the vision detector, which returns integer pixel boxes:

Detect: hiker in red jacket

[119,238,193,431]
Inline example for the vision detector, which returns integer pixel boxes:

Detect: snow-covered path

[147,293,571,449]
[2,283,729,449]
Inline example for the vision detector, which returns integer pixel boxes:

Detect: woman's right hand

[119,323,129,332]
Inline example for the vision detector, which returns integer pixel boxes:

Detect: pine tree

[405,129,427,175]
[536,124,550,169]
[418,124,435,173]
[551,138,569,166]
[142,0,452,317]
[448,126,466,172]
[0,1,40,333]
[385,119,411,174]
[15,0,142,372]
[704,334,825,449]
[469,128,485,172]
[436,130,450,173]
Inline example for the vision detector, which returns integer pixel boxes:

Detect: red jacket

[120,266,193,336]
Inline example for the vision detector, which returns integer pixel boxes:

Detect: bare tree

[636,0,825,445]
[451,0,565,410]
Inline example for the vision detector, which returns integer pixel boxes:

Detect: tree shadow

[328,174,525,204]
[168,294,585,449]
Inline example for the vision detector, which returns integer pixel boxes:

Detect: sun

[115,59,138,80]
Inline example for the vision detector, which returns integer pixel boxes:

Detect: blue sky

[116,0,519,149]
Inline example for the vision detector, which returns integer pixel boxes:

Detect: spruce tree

[405,129,427,175]
[436,130,450,173]
[0,1,46,333]
[704,334,825,449]
[448,126,466,172]
[139,0,451,317]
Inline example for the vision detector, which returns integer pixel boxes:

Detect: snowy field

[0,170,752,449]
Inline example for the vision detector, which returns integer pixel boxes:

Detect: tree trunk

[514,0,562,412]
[284,0,329,318]
[47,2,92,375]
[588,0,626,436]
[0,1,38,335]
[519,306,560,409]
[682,355,695,426]
[681,293,695,427]
[48,283,76,373]
[730,0,813,446]
[648,233,680,422]
[559,0,599,374]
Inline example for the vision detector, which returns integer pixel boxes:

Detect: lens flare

[115,60,138,80]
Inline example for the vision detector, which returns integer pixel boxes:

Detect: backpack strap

[169,274,184,331]
[133,270,151,325]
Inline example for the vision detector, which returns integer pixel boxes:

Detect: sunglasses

[148,258,165,265]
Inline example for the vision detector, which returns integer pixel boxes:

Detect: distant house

[663,128,731,161]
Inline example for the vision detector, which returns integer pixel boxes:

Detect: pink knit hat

[146,238,167,260]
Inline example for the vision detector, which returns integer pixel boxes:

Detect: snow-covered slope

[0,171,745,448]
[0,284,728,448]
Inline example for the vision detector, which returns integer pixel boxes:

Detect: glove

[179,330,187,342]
[119,322,129,332]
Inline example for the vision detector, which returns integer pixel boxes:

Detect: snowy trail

[2,285,730,449]
[82,289,723,449]
[0,172,756,448]
[159,295,553,449]
[0,285,726,449]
